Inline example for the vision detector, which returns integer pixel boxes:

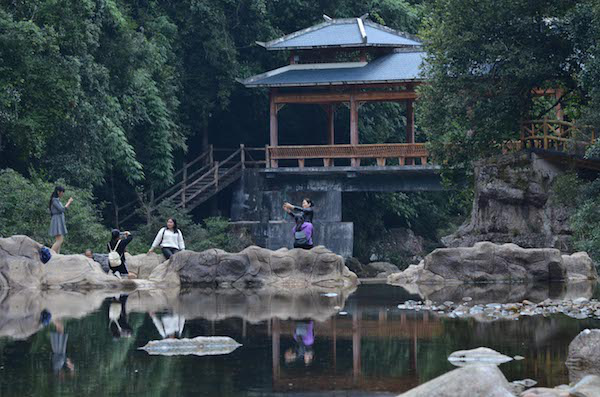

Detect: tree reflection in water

[0,283,598,396]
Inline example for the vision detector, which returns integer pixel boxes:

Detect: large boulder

[125,253,167,279]
[149,245,358,289]
[567,329,600,383]
[388,242,596,285]
[562,252,598,281]
[0,235,126,290]
[443,152,573,250]
[397,364,514,397]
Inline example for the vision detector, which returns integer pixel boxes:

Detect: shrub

[0,169,107,253]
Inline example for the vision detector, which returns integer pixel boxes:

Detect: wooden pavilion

[241,15,427,168]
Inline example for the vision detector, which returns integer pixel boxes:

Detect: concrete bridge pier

[230,167,442,257]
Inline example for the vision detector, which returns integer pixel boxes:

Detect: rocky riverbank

[0,235,358,291]
[388,241,597,285]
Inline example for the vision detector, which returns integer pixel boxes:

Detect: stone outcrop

[443,153,573,251]
[567,329,600,383]
[0,236,356,291]
[0,235,127,290]
[388,242,597,285]
[398,364,514,397]
[149,245,358,288]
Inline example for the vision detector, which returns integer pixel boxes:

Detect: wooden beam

[273,90,417,104]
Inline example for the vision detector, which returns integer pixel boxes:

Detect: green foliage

[126,201,253,254]
[417,0,584,183]
[0,169,107,253]
[552,172,582,207]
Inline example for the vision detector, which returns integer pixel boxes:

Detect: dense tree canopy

[418,0,600,179]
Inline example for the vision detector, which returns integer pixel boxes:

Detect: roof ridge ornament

[359,13,369,20]
[356,18,367,44]
[323,14,332,21]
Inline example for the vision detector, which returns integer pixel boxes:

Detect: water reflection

[0,283,598,396]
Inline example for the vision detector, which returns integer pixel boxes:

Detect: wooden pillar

[406,99,415,143]
[269,90,279,168]
[406,99,415,165]
[555,89,564,121]
[350,95,360,167]
[327,104,335,145]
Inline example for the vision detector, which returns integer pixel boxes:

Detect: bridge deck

[258,165,443,192]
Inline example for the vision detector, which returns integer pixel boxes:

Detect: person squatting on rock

[48,185,74,254]
[107,229,137,279]
[148,218,185,259]
[293,215,313,250]
[283,198,314,223]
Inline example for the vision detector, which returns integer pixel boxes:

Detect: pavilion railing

[505,118,596,155]
[267,143,429,168]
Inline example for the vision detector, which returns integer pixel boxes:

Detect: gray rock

[567,329,600,383]
[368,261,400,278]
[389,241,579,284]
[0,235,125,290]
[448,347,513,367]
[398,364,514,397]
[562,252,598,281]
[149,245,358,289]
[443,152,574,251]
[569,375,600,397]
[139,336,242,356]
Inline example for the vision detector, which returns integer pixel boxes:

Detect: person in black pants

[107,229,137,279]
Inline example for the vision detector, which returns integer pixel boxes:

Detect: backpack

[108,240,122,268]
[39,247,52,264]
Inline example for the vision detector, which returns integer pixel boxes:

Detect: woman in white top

[148,218,185,259]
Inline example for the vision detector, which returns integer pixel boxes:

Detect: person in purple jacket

[292,215,313,249]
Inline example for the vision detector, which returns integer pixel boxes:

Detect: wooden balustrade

[512,118,596,154]
[267,143,429,168]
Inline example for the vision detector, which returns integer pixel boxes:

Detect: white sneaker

[114,271,122,279]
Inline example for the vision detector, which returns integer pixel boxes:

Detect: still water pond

[1,283,599,396]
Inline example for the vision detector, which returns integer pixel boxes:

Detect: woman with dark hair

[48,186,74,254]
[148,218,185,259]
[284,198,314,223]
[107,229,136,279]
[292,215,313,250]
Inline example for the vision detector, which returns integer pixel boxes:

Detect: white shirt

[152,228,185,250]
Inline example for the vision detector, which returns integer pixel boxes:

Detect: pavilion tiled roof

[258,17,421,50]
[241,50,425,88]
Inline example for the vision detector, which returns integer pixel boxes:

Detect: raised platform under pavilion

[240,15,427,168]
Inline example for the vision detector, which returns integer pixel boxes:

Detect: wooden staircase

[116,145,265,225]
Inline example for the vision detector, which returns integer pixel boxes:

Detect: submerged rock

[149,245,358,289]
[388,242,597,285]
[398,364,514,397]
[448,347,513,367]
[139,336,242,356]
